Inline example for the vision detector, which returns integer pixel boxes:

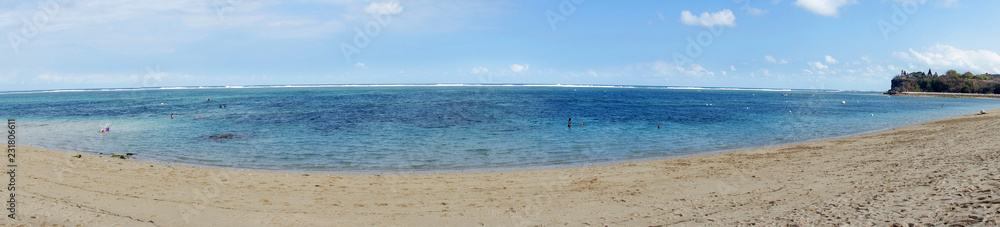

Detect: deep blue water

[3,85,1000,172]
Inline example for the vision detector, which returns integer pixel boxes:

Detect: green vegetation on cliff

[887,69,1000,94]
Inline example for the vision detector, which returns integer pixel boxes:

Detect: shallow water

[3,85,999,172]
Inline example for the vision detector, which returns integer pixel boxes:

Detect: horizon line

[0,83,876,94]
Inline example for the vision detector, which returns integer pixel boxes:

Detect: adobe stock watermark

[214,0,244,21]
[545,0,585,31]
[142,65,167,88]
[178,171,234,224]
[121,64,167,99]
[341,2,403,63]
[6,119,16,220]
[672,24,725,67]
[7,0,64,54]
[878,0,926,40]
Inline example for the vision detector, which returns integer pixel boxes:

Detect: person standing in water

[170,113,174,119]
[568,118,572,127]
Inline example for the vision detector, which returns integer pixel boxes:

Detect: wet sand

[8,110,1000,226]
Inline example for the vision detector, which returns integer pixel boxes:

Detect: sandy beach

[894,92,1000,99]
[6,110,1000,226]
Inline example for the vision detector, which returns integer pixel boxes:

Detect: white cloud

[794,0,857,17]
[652,61,678,75]
[809,61,829,70]
[0,0,516,89]
[37,73,102,83]
[746,6,768,16]
[680,9,736,27]
[861,56,871,62]
[658,12,666,21]
[0,0,500,46]
[36,72,176,84]
[510,64,530,73]
[0,0,365,49]
[765,55,788,64]
[685,64,715,76]
[0,0,348,39]
[471,66,488,74]
[649,61,714,77]
[0,70,19,82]
[0,0,215,31]
[354,62,366,68]
[865,64,887,77]
[731,65,737,71]
[721,70,728,76]
[364,2,404,15]
[825,55,838,64]
[894,44,1000,74]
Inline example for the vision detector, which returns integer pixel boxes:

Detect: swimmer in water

[657,125,661,129]
[170,113,174,119]
[568,118,572,127]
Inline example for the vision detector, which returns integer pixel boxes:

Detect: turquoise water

[3,85,999,172]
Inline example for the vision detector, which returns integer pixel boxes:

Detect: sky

[2,0,999,91]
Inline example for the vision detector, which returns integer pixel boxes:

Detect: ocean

[3,85,999,172]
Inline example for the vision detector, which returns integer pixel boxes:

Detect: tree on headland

[887,69,1000,94]
[946,70,959,77]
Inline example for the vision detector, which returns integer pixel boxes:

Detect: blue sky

[2,0,999,91]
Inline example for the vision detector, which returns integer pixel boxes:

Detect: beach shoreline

[893,91,1000,99]
[9,110,1000,226]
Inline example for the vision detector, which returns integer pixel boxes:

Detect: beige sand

[7,111,1000,226]
[895,91,1000,99]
